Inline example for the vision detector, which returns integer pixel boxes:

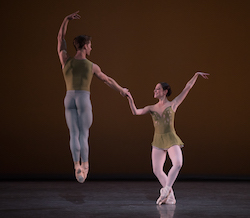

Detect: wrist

[65,16,71,21]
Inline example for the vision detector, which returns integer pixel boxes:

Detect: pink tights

[152,145,183,188]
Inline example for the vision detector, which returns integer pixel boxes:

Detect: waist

[154,127,175,134]
[66,90,90,95]
[64,78,92,91]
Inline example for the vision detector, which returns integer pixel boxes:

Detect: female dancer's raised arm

[172,72,209,112]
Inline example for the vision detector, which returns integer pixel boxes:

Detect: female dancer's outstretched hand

[66,11,81,20]
[120,88,129,97]
[196,72,209,79]
[126,91,133,100]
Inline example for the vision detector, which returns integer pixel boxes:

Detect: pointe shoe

[75,166,85,183]
[156,186,171,205]
[162,189,176,205]
[81,165,89,180]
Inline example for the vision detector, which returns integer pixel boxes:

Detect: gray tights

[64,90,93,162]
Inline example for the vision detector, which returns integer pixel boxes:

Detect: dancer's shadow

[60,193,85,205]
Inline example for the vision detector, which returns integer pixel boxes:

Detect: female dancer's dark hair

[160,82,172,97]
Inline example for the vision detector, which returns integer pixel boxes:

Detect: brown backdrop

[1,0,249,179]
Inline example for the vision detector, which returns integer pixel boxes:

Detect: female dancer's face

[154,83,165,99]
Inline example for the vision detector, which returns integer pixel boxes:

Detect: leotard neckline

[151,106,173,118]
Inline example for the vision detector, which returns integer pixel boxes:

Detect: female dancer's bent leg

[152,147,168,187]
[166,145,183,187]
[152,145,182,204]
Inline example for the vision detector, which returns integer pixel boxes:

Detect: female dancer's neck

[158,97,168,105]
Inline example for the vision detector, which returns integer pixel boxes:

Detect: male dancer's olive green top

[150,106,184,150]
[63,58,93,91]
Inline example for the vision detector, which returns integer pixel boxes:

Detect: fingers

[126,93,131,99]
[125,91,133,100]
[123,88,129,95]
[197,72,209,75]
[68,11,81,20]
[202,73,209,79]
[197,72,209,79]
[120,88,129,97]
[202,73,210,76]
[126,91,132,97]
[73,12,81,19]
[124,88,129,92]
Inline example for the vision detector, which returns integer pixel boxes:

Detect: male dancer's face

[85,41,92,56]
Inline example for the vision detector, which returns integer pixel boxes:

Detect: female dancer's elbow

[131,110,139,115]
[132,111,137,115]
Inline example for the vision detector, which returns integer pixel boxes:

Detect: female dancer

[127,72,209,204]
[57,11,128,183]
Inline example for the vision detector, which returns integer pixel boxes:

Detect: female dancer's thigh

[167,145,183,167]
[152,147,167,172]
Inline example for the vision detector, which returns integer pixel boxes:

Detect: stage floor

[0,180,249,217]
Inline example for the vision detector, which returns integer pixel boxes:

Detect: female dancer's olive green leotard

[150,106,184,150]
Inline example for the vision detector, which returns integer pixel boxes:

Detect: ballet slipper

[156,186,171,205]
[161,189,176,205]
[75,165,85,183]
